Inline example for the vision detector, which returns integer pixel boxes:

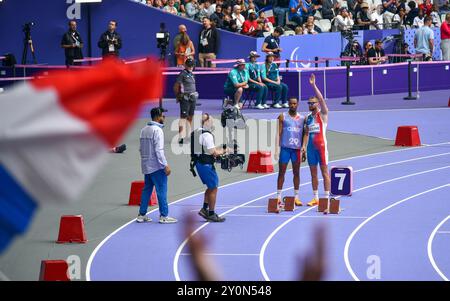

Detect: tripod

[22,29,37,65]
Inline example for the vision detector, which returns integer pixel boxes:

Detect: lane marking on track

[427,215,450,281]
[344,183,450,281]
[86,142,450,281]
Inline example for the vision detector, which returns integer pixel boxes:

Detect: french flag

[0,58,163,253]
[259,5,275,25]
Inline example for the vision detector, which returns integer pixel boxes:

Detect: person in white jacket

[334,7,354,31]
[232,5,246,32]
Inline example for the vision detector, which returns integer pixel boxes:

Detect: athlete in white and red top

[302,73,331,208]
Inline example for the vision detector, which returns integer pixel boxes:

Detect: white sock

[294,190,299,200]
[324,191,330,199]
[313,190,319,200]
[277,190,282,200]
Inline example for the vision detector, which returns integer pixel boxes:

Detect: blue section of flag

[0,164,38,253]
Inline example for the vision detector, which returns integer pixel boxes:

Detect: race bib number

[289,137,300,147]
[308,123,320,133]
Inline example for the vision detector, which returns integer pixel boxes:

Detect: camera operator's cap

[234,59,246,67]
[248,51,261,59]
[361,2,369,8]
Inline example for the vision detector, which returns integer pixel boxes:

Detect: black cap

[185,58,195,68]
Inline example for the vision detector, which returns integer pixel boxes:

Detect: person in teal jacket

[245,51,269,110]
[261,52,289,108]
[223,59,249,109]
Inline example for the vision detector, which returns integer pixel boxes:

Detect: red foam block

[56,215,87,243]
[128,180,158,206]
[39,260,70,281]
[247,151,274,173]
[395,126,421,147]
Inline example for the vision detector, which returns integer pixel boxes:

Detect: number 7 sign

[330,166,353,196]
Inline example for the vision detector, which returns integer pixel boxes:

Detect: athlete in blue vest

[275,97,307,208]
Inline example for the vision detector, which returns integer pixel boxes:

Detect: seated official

[245,51,269,110]
[223,59,249,109]
[261,52,289,108]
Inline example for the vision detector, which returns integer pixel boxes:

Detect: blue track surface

[87,140,450,281]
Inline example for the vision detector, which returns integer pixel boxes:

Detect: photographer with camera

[191,113,227,223]
[98,20,122,58]
[174,58,198,146]
[61,20,83,66]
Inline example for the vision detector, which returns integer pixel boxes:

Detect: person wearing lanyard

[261,52,289,108]
[97,20,122,58]
[198,17,219,67]
[223,59,249,109]
[367,39,387,65]
[245,51,269,110]
[261,26,284,59]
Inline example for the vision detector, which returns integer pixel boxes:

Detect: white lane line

[180,253,259,256]
[261,167,450,281]
[177,154,450,281]
[189,205,266,212]
[226,214,368,219]
[436,231,450,234]
[427,215,450,281]
[86,141,449,281]
[344,183,450,281]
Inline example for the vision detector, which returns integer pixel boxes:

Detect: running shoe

[307,198,319,206]
[198,208,208,219]
[206,213,226,222]
[295,198,303,206]
[159,216,178,224]
[136,215,152,223]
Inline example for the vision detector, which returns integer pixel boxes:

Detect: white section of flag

[0,83,108,205]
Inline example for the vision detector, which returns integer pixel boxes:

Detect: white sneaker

[263,104,270,109]
[282,103,289,108]
[136,215,152,223]
[159,216,178,224]
[255,104,265,110]
[273,103,282,109]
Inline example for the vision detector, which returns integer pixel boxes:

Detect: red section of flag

[31,58,164,147]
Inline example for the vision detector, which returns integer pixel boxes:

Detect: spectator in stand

[441,13,450,61]
[175,32,195,67]
[321,0,340,20]
[262,26,284,59]
[368,39,387,64]
[163,0,178,14]
[232,4,246,32]
[198,0,215,20]
[419,0,433,16]
[210,4,225,28]
[406,1,419,27]
[413,8,425,28]
[289,0,305,26]
[303,0,321,20]
[185,0,200,19]
[334,7,354,31]
[303,21,319,34]
[350,0,364,17]
[273,0,291,27]
[392,7,407,29]
[382,0,402,28]
[146,0,154,6]
[223,4,233,17]
[153,0,164,9]
[295,25,304,34]
[258,11,275,33]
[235,0,248,18]
[305,15,322,33]
[245,0,260,13]
[370,4,384,29]
[415,16,435,60]
[356,2,374,30]
[254,21,267,37]
[242,10,259,35]
[198,17,220,67]
[430,5,442,27]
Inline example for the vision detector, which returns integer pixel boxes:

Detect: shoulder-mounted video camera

[217,141,245,172]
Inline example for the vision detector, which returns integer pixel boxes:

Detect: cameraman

[191,113,227,223]
[61,20,83,66]
[98,20,122,58]
[173,58,198,146]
